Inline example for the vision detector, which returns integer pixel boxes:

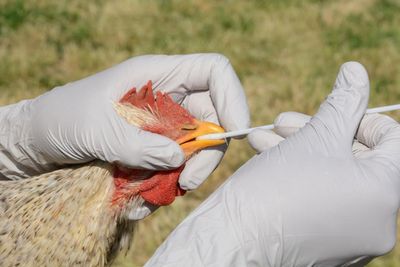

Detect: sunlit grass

[1,0,400,266]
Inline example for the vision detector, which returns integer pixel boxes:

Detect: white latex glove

[0,54,250,216]
[145,62,400,267]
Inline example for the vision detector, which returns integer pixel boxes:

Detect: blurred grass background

[1,0,400,266]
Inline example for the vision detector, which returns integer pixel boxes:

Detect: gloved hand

[145,62,400,267]
[0,54,250,219]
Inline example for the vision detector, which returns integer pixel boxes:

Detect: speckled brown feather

[0,102,157,267]
[0,161,142,267]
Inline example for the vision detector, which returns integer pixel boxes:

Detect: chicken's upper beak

[176,120,225,157]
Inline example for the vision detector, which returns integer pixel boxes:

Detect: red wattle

[138,166,186,206]
[112,166,186,207]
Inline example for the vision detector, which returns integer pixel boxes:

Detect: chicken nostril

[181,124,197,130]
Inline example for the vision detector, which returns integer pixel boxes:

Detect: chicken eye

[181,123,197,130]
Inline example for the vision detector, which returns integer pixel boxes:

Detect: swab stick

[197,104,400,140]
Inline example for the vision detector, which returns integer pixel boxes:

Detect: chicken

[0,81,225,267]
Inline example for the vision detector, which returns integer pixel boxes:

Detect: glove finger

[201,54,250,132]
[273,111,311,138]
[104,54,250,134]
[247,129,284,153]
[180,92,226,190]
[128,201,159,220]
[298,62,370,155]
[182,91,219,126]
[355,113,400,173]
[97,109,185,170]
[179,147,225,190]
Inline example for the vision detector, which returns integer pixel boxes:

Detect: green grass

[1,0,400,266]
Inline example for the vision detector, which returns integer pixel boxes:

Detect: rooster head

[117,80,225,157]
[113,81,225,208]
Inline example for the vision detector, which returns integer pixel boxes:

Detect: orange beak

[176,120,225,157]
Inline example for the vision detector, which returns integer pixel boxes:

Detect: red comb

[120,80,156,110]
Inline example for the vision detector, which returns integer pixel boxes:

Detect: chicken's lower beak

[177,120,225,157]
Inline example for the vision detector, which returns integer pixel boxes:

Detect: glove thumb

[300,61,370,155]
[98,113,185,170]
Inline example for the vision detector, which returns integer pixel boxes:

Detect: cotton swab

[364,104,400,114]
[197,104,400,141]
